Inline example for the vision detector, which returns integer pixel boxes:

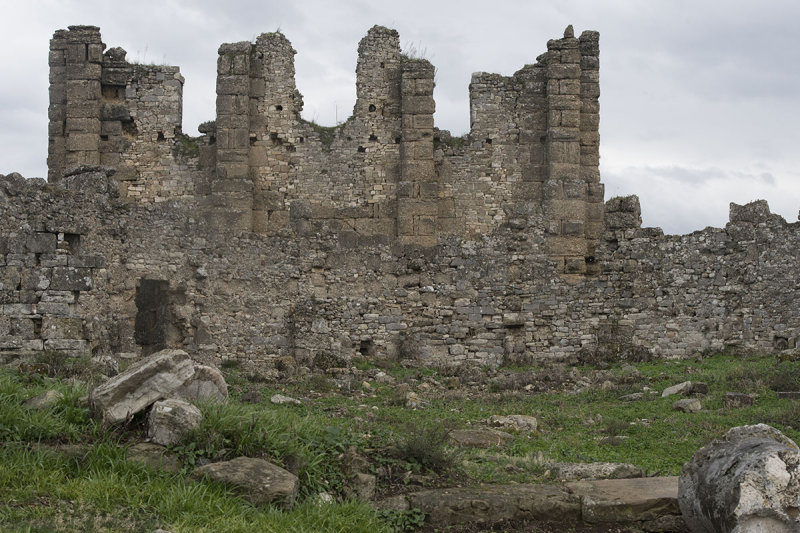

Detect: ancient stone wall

[1,25,797,369]
[48,26,210,204]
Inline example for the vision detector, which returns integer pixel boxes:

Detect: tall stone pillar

[543,26,603,277]
[48,26,104,182]
[211,42,253,232]
[397,59,437,247]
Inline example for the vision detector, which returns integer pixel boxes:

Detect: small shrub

[394,423,460,474]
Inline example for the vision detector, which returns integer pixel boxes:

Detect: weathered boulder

[678,424,800,533]
[175,364,228,404]
[147,398,203,446]
[193,457,299,509]
[485,414,538,432]
[673,398,702,413]
[89,349,196,424]
[448,428,513,448]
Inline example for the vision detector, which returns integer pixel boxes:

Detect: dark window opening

[368,104,376,112]
[299,136,304,143]
[394,137,401,144]
[63,233,81,255]
[357,146,366,153]
[135,279,169,356]
[380,62,385,68]
[100,134,109,141]
[275,104,283,111]
[585,256,596,264]
[369,134,378,141]
[249,135,257,146]
[286,144,296,152]
[485,138,492,145]
[157,131,165,141]
[101,85,123,100]
[122,119,138,137]
[359,340,376,357]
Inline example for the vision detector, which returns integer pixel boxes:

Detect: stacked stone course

[1,25,798,368]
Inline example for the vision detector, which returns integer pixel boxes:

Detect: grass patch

[3,353,800,529]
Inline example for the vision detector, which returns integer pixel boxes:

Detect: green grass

[2,353,800,530]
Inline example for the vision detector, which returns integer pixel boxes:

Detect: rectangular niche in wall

[134,279,169,356]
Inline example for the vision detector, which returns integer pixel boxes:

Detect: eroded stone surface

[678,424,800,533]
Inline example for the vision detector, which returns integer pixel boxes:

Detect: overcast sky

[1,0,798,234]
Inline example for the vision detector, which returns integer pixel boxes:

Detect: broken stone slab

[662,381,708,398]
[484,414,538,432]
[23,389,64,409]
[126,442,182,473]
[193,456,299,509]
[549,462,644,481]
[566,476,681,524]
[448,428,513,448]
[407,484,581,526]
[776,391,800,400]
[673,398,702,413]
[678,424,800,533]
[89,349,196,424]
[147,398,203,446]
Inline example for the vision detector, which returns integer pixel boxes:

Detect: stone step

[398,477,685,531]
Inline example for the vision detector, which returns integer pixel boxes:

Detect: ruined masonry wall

[2,24,796,369]
[2,171,798,369]
[48,25,209,204]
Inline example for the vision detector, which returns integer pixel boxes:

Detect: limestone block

[41,316,83,339]
[65,133,99,152]
[547,63,581,80]
[216,75,249,96]
[50,267,92,291]
[402,95,435,115]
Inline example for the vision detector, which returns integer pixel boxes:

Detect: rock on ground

[673,398,702,413]
[193,456,299,509]
[549,462,643,481]
[678,424,800,533]
[448,428,512,448]
[89,349,196,424]
[23,389,64,409]
[147,398,203,446]
[485,414,538,432]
